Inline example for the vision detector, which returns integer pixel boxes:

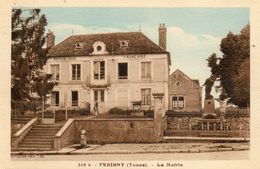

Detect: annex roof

[169,69,201,87]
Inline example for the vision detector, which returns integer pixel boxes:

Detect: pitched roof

[169,69,201,87]
[48,32,169,57]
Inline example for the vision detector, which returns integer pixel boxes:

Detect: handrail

[13,118,37,137]
[55,119,74,137]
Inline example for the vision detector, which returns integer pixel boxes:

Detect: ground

[11,142,249,161]
[11,150,249,161]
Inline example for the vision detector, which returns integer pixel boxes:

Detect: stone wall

[54,119,75,150]
[73,119,155,144]
[167,115,250,133]
[167,116,201,130]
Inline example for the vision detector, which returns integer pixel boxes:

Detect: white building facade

[45,24,171,113]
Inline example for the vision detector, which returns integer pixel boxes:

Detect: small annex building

[168,69,202,112]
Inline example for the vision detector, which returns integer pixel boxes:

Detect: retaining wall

[74,119,155,144]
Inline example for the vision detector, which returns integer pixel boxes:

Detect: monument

[203,75,216,114]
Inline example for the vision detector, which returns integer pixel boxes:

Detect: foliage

[233,58,250,106]
[11,9,55,101]
[206,24,250,107]
[108,107,154,118]
[108,107,131,116]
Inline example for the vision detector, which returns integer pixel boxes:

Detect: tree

[205,24,250,107]
[11,9,55,103]
[233,58,250,107]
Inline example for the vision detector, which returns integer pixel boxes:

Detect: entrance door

[93,89,105,114]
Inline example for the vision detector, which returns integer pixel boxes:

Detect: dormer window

[75,42,83,49]
[91,41,108,55]
[120,40,129,48]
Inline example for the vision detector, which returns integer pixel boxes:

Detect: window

[172,96,178,108]
[120,40,129,48]
[50,64,60,81]
[178,96,184,108]
[75,42,83,49]
[97,45,102,51]
[92,41,108,55]
[51,91,59,107]
[94,90,105,102]
[141,88,151,105]
[118,63,128,79]
[94,61,105,80]
[175,80,181,86]
[72,64,81,80]
[141,62,151,79]
[172,96,185,109]
[72,91,78,107]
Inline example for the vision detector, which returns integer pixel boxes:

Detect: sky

[40,7,249,104]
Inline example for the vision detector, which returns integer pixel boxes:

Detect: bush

[108,107,154,118]
[79,108,90,115]
[108,107,131,116]
[144,110,154,118]
[43,110,55,118]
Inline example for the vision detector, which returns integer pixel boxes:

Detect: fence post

[152,93,165,142]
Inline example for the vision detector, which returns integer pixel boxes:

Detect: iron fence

[95,108,154,119]
[166,110,203,117]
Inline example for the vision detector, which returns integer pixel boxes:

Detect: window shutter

[147,62,151,77]
[141,63,145,78]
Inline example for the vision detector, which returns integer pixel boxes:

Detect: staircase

[15,124,63,151]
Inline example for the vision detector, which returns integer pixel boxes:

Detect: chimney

[47,30,55,48]
[158,23,167,50]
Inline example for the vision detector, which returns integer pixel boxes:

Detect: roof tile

[48,32,169,57]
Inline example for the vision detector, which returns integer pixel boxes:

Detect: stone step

[36,124,63,127]
[12,147,53,151]
[22,140,53,144]
[18,145,53,149]
[30,128,60,131]
[22,139,53,144]
[27,131,57,136]
[29,130,58,134]
[27,133,56,137]
[18,146,53,151]
[34,125,62,127]
[23,137,53,141]
[25,136,54,139]
[19,144,53,148]
[19,141,53,146]
[32,127,61,130]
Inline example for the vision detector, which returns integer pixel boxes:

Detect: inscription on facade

[123,55,146,59]
[53,57,76,61]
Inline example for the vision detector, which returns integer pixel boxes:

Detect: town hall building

[44,24,171,113]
